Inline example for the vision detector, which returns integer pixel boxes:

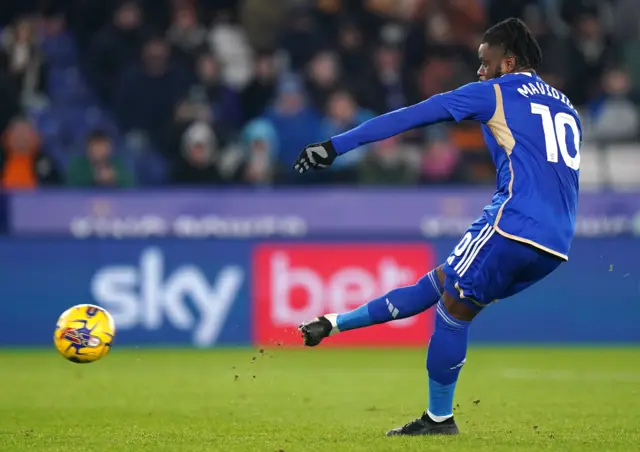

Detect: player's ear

[502,56,517,74]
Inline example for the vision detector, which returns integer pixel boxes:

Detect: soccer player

[293,18,581,436]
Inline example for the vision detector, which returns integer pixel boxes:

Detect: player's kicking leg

[386,218,564,436]
[384,220,494,436]
[298,262,465,436]
[299,217,564,436]
[298,267,445,346]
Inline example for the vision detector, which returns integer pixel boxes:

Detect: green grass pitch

[1,347,639,451]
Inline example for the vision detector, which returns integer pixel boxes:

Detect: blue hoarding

[0,239,252,347]
[466,238,640,343]
[0,237,638,346]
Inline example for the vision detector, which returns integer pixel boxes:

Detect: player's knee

[441,292,478,322]
[427,309,467,384]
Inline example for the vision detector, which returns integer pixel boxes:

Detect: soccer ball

[54,304,115,363]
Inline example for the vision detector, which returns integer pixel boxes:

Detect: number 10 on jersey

[531,103,581,170]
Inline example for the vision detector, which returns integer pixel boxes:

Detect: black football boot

[386,412,460,436]
[298,316,333,346]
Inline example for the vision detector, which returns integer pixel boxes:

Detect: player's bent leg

[427,295,477,421]
[298,268,444,347]
[387,218,495,437]
[387,219,565,437]
[386,293,477,437]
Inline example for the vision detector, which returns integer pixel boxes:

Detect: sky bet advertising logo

[90,247,247,347]
[252,243,435,346]
[0,240,253,347]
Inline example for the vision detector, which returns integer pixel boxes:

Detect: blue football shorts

[441,216,564,311]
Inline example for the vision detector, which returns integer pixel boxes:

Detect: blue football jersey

[435,73,581,260]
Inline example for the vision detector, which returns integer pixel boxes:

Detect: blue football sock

[426,300,470,420]
[336,269,443,332]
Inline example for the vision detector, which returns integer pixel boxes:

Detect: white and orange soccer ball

[53,304,116,363]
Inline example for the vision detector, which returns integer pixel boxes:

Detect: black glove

[293,140,337,174]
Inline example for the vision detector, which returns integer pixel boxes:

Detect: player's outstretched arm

[331,97,455,154]
[293,96,455,174]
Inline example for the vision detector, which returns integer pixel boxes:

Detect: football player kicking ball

[293,18,581,436]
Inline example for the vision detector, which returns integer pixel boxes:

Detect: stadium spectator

[240,51,279,123]
[280,6,328,71]
[611,0,640,41]
[419,136,465,185]
[318,89,374,183]
[441,0,485,45]
[237,118,281,185]
[415,56,460,102]
[262,74,321,170]
[521,2,569,85]
[403,10,475,95]
[0,0,636,189]
[86,1,148,106]
[40,11,78,70]
[560,0,614,31]
[67,130,134,187]
[356,44,408,114]
[358,135,420,186]
[171,120,235,185]
[585,68,640,143]
[167,2,208,64]
[311,0,345,38]
[208,9,253,89]
[334,20,371,86]
[189,51,242,133]
[565,11,619,107]
[114,35,192,145]
[0,65,20,136]
[0,117,60,189]
[1,16,46,106]
[304,51,341,112]
[621,16,640,98]
[162,80,232,169]
[240,0,288,53]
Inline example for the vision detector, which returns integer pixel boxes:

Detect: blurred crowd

[0,0,638,189]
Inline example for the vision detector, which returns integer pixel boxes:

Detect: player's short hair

[482,18,542,70]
